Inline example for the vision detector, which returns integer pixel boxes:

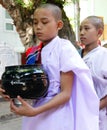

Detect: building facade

[0,5,25,52]
[0,5,24,79]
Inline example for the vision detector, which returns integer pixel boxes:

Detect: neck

[83,42,99,56]
[42,36,57,46]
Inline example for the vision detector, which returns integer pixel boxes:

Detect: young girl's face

[80,19,100,46]
[33,8,62,44]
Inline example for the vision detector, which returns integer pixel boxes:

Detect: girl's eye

[85,27,90,30]
[34,22,37,25]
[80,27,90,32]
[42,21,48,24]
[33,21,48,25]
[33,20,38,25]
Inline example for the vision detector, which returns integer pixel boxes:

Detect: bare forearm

[100,95,107,110]
[33,91,70,115]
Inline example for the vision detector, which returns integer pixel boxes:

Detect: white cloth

[22,36,99,130]
[83,46,107,130]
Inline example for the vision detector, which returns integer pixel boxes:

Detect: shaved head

[35,3,62,21]
[84,16,104,30]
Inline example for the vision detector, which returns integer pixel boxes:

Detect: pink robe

[22,36,99,130]
[83,46,107,130]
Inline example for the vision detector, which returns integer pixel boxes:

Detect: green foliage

[14,0,67,10]
[15,0,33,10]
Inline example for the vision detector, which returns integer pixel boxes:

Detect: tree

[0,0,76,50]
[72,0,80,41]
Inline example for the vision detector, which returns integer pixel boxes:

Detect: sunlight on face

[80,19,99,46]
[33,8,59,44]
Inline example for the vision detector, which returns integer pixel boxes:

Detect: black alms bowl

[1,64,49,99]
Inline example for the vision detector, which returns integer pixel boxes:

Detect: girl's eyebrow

[34,16,49,20]
[81,25,90,28]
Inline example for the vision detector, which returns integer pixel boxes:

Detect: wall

[80,0,107,24]
[94,0,107,24]
[0,5,23,78]
[0,5,25,53]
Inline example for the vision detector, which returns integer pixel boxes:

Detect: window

[5,23,14,31]
[5,11,11,19]
[5,10,15,32]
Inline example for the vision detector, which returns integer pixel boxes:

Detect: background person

[80,15,107,130]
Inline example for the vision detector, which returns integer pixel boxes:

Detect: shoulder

[59,37,73,46]
[57,37,76,51]
[98,46,107,54]
[57,37,82,59]
[93,46,107,62]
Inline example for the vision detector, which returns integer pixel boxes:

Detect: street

[0,99,22,130]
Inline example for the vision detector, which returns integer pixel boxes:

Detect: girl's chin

[40,38,54,44]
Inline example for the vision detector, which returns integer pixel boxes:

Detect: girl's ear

[98,28,103,37]
[57,20,63,30]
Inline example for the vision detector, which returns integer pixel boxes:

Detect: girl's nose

[36,22,42,29]
[80,29,84,35]
[37,24,41,29]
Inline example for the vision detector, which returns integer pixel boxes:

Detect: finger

[0,91,10,101]
[10,99,18,112]
[10,100,15,112]
[3,95,10,101]
[17,96,27,105]
[0,88,5,94]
